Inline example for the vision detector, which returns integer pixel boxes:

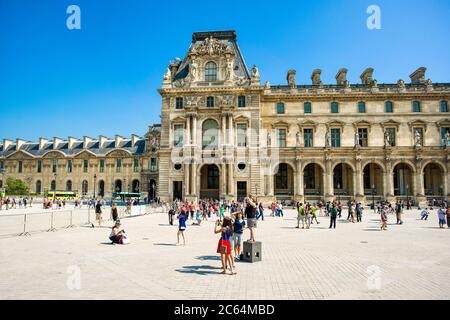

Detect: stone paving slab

[0,208,449,300]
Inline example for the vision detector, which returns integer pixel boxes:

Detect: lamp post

[93,174,97,199]
[372,183,376,213]
[53,172,57,191]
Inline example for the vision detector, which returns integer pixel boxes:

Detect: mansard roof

[172,30,250,82]
[0,136,147,159]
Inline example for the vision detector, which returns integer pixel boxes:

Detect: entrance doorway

[173,181,183,201]
[237,181,247,202]
[200,164,220,200]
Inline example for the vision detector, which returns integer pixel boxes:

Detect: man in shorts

[296,202,305,229]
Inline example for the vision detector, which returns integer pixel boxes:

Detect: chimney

[131,134,140,147]
[115,135,124,148]
[39,138,48,150]
[3,139,13,151]
[409,67,427,84]
[16,138,27,150]
[53,137,63,149]
[98,135,107,149]
[68,136,77,149]
[83,136,93,149]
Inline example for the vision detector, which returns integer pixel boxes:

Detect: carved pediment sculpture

[287,70,296,88]
[190,36,233,56]
[219,95,234,106]
[335,68,348,85]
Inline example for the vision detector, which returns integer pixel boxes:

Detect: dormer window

[205,61,217,81]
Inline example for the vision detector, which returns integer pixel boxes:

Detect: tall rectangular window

[150,158,157,172]
[116,159,122,173]
[99,160,105,173]
[276,102,285,114]
[37,160,42,173]
[83,160,89,173]
[331,128,341,147]
[52,160,57,173]
[206,96,214,107]
[304,129,313,148]
[358,101,366,113]
[385,101,393,113]
[386,128,396,146]
[412,100,421,112]
[133,159,139,172]
[238,96,246,108]
[304,102,312,114]
[18,161,23,173]
[277,129,286,148]
[67,160,73,173]
[358,128,368,147]
[237,123,247,147]
[174,125,184,147]
[441,127,450,146]
[175,97,183,109]
[331,102,339,113]
[440,100,448,112]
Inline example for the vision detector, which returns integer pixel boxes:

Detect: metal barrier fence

[0,205,166,238]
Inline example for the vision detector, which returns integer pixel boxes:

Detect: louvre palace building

[1,30,450,206]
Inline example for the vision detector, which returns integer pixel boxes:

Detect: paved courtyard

[0,207,449,300]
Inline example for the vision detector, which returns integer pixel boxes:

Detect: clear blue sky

[1,0,449,141]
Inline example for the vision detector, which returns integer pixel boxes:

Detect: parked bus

[44,191,80,201]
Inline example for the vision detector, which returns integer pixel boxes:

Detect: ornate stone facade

[157,30,450,206]
[0,126,161,199]
[2,30,450,207]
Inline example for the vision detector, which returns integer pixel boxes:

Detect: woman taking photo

[214,217,236,275]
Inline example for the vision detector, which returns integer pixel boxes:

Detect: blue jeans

[256,209,264,220]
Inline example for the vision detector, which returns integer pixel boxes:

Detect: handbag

[220,244,227,254]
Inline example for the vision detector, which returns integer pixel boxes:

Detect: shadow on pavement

[175,265,222,275]
[153,243,177,246]
[196,255,221,261]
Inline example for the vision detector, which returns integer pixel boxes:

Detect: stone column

[192,163,198,196]
[186,116,191,145]
[192,116,197,146]
[184,163,190,196]
[222,115,227,145]
[268,164,274,196]
[228,115,233,146]
[221,163,227,196]
[325,160,333,199]
[228,163,234,197]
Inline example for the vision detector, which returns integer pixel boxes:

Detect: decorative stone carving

[311,69,322,86]
[189,60,198,81]
[325,130,330,148]
[219,95,234,106]
[414,130,422,147]
[267,133,271,147]
[173,78,186,88]
[410,67,426,84]
[360,67,374,85]
[384,130,391,147]
[190,36,232,56]
[185,96,204,107]
[264,81,270,89]
[287,70,296,88]
[397,79,405,91]
[296,131,301,147]
[354,131,360,148]
[335,68,348,85]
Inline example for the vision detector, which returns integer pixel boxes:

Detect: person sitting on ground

[420,207,430,220]
[109,220,130,245]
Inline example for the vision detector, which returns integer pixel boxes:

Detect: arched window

[202,119,219,150]
[82,180,88,195]
[36,180,42,194]
[66,180,72,191]
[205,61,217,81]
